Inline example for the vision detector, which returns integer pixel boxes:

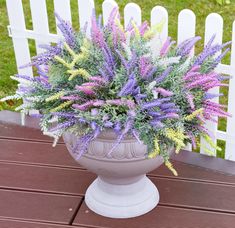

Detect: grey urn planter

[63,130,166,219]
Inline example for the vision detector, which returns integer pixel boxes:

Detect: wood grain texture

[0,162,95,195]
[0,218,86,228]
[2,161,234,214]
[152,160,235,185]
[74,203,235,228]
[0,139,78,168]
[0,189,82,224]
[153,177,235,213]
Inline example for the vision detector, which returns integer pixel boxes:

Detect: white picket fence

[6,0,235,160]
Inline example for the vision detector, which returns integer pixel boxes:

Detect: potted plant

[2,8,231,218]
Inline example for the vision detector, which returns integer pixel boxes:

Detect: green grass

[0,0,235,157]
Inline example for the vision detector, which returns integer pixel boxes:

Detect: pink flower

[155,87,173,97]
[75,85,95,95]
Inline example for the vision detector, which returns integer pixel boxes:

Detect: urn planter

[63,130,167,219]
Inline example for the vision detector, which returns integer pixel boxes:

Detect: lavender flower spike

[55,12,76,47]
[155,66,173,84]
[118,72,137,96]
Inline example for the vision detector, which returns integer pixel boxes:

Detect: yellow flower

[64,42,76,58]
[50,101,73,112]
[184,108,204,121]
[148,138,160,158]
[203,134,222,151]
[165,128,188,154]
[143,18,166,39]
[115,19,124,32]
[55,40,90,69]
[165,160,178,176]
[54,56,71,69]
[68,68,90,81]
[45,91,65,102]
[131,20,140,38]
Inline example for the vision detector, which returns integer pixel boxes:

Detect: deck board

[0,139,78,168]
[0,189,82,224]
[0,219,86,228]
[74,204,235,228]
[0,162,94,195]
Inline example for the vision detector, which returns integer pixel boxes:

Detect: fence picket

[102,0,118,26]
[124,3,141,29]
[78,0,95,37]
[30,0,50,54]
[54,0,72,36]
[6,0,33,76]
[200,13,223,156]
[225,21,235,161]
[178,9,196,56]
[151,6,168,43]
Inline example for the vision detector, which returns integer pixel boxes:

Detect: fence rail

[6,0,235,160]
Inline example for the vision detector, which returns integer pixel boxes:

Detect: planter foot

[85,175,159,218]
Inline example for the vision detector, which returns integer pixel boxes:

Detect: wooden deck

[0,111,235,228]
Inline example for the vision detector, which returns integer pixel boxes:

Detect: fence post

[200,13,223,156]
[225,21,235,161]
[78,0,95,37]
[30,0,50,54]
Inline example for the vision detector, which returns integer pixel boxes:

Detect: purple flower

[91,108,99,116]
[132,129,142,144]
[21,43,62,67]
[155,66,173,84]
[55,13,76,47]
[150,120,164,128]
[139,21,149,36]
[91,10,105,48]
[194,41,231,66]
[109,119,133,155]
[177,36,201,57]
[160,37,175,56]
[186,93,195,109]
[153,113,179,120]
[204,92,223,100]
[118,72,137,96]
[141,98,171,110]
[209,48,230,70]
[116,50,129,69]
[114,121,122,134]
[50,119,78,132]
[104,121,114,127]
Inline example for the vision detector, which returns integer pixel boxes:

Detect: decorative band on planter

[2,6,231,218]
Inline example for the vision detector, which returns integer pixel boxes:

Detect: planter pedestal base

[85,175,159,218]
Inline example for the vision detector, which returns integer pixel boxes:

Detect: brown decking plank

[172,150,235,175]
[153,177,235,213]
[151,160,235,185]
[0,218,86,228]
[74,203,235,228]
[2,161,235,213]
[0,189,82,224]
[0,139,79,168]
[0,162,95,195]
